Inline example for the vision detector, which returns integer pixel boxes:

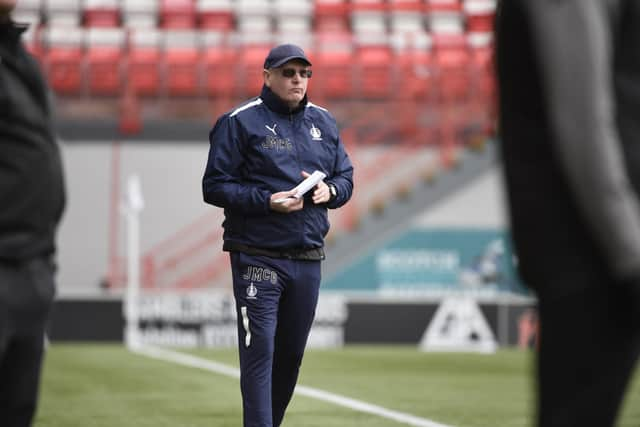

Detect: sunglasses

[279,68,313,79]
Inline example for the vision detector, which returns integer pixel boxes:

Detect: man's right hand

[270,190,303,213]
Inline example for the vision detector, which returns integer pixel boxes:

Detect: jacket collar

[260,85,308,117]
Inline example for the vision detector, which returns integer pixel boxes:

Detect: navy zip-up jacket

[203,85,354,250]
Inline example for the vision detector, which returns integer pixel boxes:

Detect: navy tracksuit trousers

[230,252,321,427]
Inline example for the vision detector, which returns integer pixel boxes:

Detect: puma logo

[265,123,277,135]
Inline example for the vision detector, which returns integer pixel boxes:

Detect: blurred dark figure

[496,1,640,426]
[0,1,66,425]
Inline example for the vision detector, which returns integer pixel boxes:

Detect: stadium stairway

[321,139,497,283]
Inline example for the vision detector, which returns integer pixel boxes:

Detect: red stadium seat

[464,0,496,33]
[86,29,125,95]
[425,0,462,13]
[199,11,234,31]
[394,37,433,100]
[160,0,196,28]
[355,41,393,99]
[388,0,423,11]
[83,0,120,27]
[43,27,85,95]
[202,33,236,98]
[351,0,387,11]
[315,52,353,99]
[468,33,494,101]
[45,48,84,95]
[198,0,235,30]
[86,46,122,95]
[163,31,201,96]
[84,10,120,27]
[314,0,350,32]
[128,48,161,96]
[164,49,200,96]
[128,30,162,96]
[313,32,353,100]
[432,33,470,101]
[236,43,271,98]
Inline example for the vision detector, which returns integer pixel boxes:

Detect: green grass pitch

[35,344,640,427]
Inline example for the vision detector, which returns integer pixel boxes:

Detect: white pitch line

[130,343,240,379]
[129,344,455,427]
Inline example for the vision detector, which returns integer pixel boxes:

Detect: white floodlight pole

[124,174,144,349]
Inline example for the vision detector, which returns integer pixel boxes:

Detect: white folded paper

[274,170,327,203]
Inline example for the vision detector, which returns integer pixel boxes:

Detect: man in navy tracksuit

[202,44,353,427]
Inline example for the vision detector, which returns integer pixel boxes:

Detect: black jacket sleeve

[524,0,640,280]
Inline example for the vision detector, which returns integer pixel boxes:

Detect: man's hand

[301,170,330,204]
[270,190,303,213]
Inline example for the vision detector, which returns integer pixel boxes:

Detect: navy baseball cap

[263,44,312,69]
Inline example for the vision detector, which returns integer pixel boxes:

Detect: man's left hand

[302,170,330,204]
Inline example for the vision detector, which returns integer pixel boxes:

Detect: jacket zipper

[289,109,306,247]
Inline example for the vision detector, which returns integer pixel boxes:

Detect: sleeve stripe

[307,101,328,112]
[230,98,263,117]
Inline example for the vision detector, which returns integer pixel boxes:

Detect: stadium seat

[121,0,158,28]
[128,29,162,96]
[432,33,470,102]
[468,32,494,101]
[236,0,273,34]
[355,37,393,99]
[236,15,272,35]
[388,0,424,10]
[351,10,387,35]
[314,0,350,33]
[388,0,425,33]
[426,0,462,11]
[44,0,82,27]
[43,26,85,95]
[463,0,496,33]
[201,31,236,98]
[83,0,121,27]
[86,28,125,95]
[391,31,432,100]
[389,32,433,143]
[313,32,353,100]
[389,10,426,35]
[163,30,201,96]
[160,0,197,28]
[351,0,387,11]
[273,0,313,34]
[236,40,271,97]
[197,0,235,31]
[236,0,272,15]
[426,0,464,34]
